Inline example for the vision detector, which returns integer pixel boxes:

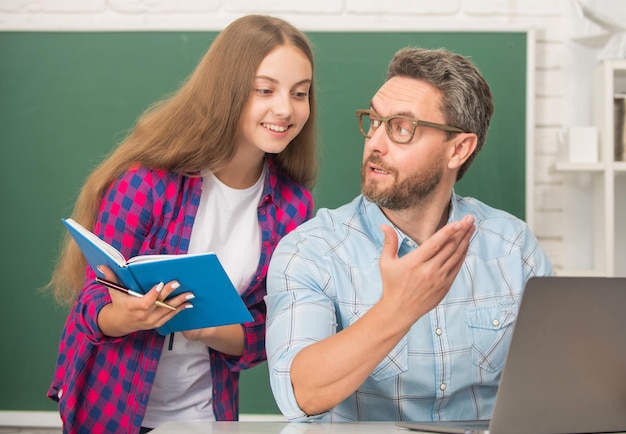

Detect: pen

[95,276,177,311]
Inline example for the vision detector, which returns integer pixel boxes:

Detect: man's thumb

[380,224,399,262]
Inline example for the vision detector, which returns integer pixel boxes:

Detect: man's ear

[447,133,478,170]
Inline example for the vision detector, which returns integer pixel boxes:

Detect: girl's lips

[262,122,290,132]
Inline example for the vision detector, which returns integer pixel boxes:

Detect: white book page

[67,218,126,265]
[127,252,216,264]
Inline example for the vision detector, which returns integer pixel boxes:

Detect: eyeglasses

[356,109,465,144]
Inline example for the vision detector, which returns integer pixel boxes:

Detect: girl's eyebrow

[255,75,312,87]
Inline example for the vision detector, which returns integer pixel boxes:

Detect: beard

[361,153,442,210]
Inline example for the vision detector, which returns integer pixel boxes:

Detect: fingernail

[185,294,195,300]
[96,266,104,273]
[171,281,181,289]
[156,282,164,293]
[185,304,194,309]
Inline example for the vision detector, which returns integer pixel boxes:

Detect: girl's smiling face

[238,44,312,157]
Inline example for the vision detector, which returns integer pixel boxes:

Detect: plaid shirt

[48,157,313,433]
[266,193,552,422]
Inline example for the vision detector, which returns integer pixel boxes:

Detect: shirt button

[492,319,500,327]
[440,383,447,391]
[435,328,442,336]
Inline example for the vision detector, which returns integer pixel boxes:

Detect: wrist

[97,303,134,337]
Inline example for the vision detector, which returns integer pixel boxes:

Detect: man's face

[360,76,452,210]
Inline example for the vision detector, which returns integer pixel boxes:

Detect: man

[265,47,552,422]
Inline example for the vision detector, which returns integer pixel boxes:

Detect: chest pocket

[465,302,517,373]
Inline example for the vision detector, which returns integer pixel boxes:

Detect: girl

[47,14,317,433]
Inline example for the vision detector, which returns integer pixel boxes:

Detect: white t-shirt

[142,166,265,427]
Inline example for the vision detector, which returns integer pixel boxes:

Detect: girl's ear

[447,133,478,171]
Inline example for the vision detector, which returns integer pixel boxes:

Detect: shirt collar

[362,190,459,256]
[261,155,280,205]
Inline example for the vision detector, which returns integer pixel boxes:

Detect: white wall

[0,0,605,272]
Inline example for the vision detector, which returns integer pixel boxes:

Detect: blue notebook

[62,218,253,335]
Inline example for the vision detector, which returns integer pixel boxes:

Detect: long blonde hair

[48,15,318,304]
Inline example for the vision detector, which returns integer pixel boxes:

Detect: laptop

[398,276,626,434]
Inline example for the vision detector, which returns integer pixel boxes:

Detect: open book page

[64,218,205,265]
[126,253,209,264]
[64,218,126,266]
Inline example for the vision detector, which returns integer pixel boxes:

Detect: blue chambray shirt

[265,192,552,422]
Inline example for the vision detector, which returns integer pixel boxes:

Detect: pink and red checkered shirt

[48,158,313,433]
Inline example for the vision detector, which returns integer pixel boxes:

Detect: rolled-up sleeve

[265,229,337,422]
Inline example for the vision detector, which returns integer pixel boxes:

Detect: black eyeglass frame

[356,109,466,144]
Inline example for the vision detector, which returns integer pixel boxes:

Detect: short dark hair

[386,47,494,180]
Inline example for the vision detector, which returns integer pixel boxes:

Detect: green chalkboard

[0,31,527,414]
